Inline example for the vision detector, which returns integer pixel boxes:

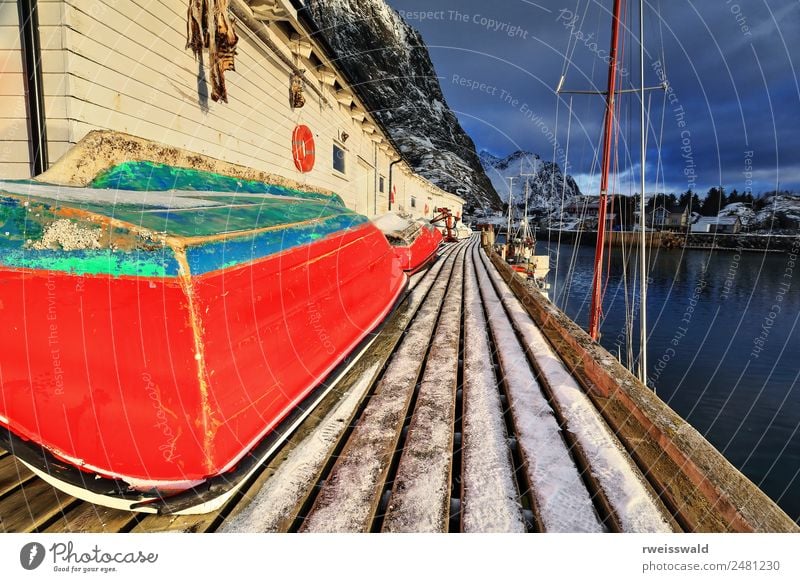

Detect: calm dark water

[542,239,800,523]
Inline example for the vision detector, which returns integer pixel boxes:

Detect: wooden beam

[248,0,294,21]
[316,66,337,86]
[336,91,353,107]
[290,33,313,59]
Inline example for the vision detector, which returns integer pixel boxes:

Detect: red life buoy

[292,125,315,173]
[390,184,396,204]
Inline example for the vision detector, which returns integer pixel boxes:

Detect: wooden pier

[0,238,796,533]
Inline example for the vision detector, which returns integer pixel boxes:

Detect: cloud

[386,0,800,193]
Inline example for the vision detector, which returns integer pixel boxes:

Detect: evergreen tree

[678,188,703,216]
[679,189,701,214]
[702,187,726,216]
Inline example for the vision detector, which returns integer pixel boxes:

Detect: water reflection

[542,240,800,523]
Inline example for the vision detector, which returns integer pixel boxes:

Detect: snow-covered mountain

[479,150,582,212]
[303,0,502,210]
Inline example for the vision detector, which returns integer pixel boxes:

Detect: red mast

[588,0,624,341]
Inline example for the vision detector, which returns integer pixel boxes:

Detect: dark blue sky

[385,0,800,196]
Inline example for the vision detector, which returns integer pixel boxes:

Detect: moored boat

[373,212,443,274]
[453,221,474,240]
[0,157,405,513]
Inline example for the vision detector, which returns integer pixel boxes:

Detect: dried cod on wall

[186,0,239,103]
[289,72,306,109]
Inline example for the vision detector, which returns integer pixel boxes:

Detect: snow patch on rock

[479,150,582,212]
[305,0,502,210]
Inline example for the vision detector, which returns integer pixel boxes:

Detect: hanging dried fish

[186,0,205,57]
[290,72,306,109]
[186,0,238,103]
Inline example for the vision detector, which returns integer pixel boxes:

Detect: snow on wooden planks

[472,244,604,533]
[300,247,460,532]
[461,245,527,533]
[477,248,676,533]
[220,361,383,533]
[381,246,465,532]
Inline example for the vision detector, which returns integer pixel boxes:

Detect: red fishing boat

[0,159,405,513]
[373,213,443,274]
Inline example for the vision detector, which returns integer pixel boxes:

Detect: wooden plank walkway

[0,237,682,532]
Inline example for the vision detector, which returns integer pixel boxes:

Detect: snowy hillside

[718,202,756,226]
[754,194,800,232]
[479,150,581,212]
[719,195,800,232]
[303,0,502,210]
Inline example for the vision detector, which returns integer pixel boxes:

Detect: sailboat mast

[588,0,624,341]
[639,0,648,386]
[506,176,516,252]
[524,177,529,239]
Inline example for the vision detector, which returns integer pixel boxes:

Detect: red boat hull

[394,224,443,274]
[0,223,404,487]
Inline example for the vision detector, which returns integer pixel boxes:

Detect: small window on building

[333,143,346,174]
[411,196,417,208]
[379,176,385,193]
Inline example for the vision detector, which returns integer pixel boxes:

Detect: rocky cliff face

[479,150,582,212]
[303,0,502,210]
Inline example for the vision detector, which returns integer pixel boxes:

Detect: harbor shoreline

[536,229,798,252]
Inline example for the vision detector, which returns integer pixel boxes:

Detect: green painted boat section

[0,196,44,240]
[0,195,181,277]
[185,212,369,276]
[3,160,362,239]
[9,194,363,239]
[91,161,346,206]
[80,198,360,238]
[0,162,371,278]
[1,249,174,277]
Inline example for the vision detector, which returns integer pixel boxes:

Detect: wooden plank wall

[14,0,463,218]
[0,0,31,179]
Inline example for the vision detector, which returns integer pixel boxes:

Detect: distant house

[665,206,690,229]
[690,216,743,234]
[647,204,689,230]
[565,196,603,217]
[561,195,621,231]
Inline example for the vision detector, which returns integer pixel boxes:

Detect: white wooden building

[690,216,743,234]
[0,0,463,218]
